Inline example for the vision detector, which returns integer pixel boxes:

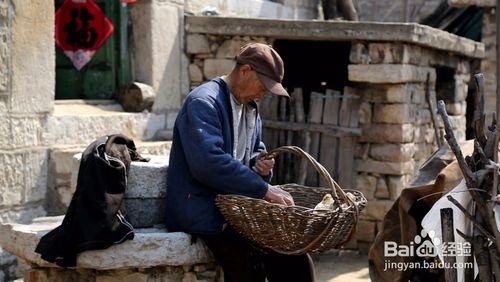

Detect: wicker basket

[215,146,367,255]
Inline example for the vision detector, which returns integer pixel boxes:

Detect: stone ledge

[45,104,166,146]
[185,16,484,58]
[0,216,213,270]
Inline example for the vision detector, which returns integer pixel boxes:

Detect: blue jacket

[165,77,270,235]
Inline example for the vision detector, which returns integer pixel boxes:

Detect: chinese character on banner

[55,0,114,70]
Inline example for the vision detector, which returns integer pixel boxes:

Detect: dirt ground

[312,251,370,282]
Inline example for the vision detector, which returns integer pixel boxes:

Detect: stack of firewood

[437,73,500,281]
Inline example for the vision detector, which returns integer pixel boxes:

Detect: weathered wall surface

[357,0,441,22]
[0,0,54,280]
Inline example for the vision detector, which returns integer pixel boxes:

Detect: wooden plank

[260,94,279,184]
[291,88,308,185]
[306,92,325,186]
[285,94,296,182]
[338,89,359,189]
[440,208,458,282]
[261,120,361,136]
[320,89,341,187]
[278,96,288,183]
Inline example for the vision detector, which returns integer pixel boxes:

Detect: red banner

[55,0,114,70]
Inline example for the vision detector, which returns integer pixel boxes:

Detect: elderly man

[166,43,314,282]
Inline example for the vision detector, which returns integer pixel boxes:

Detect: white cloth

[228,87,256,166]
[421,179,477,281]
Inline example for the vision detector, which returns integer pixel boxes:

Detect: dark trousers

[198,227,315,282]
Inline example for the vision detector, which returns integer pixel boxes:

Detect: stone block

[96,271,149,282]
[186,34,210,54]
[360,200,394,221]
[358,102,372,125]
[45,104,166,146]
[355,159,414,175]
[23,150,48,203]
[0,206,46,224]
[416,108,432,125]
[0,115,11,149]
[124,199,165,228]
[369,143,414,162]
[0,152,24,206]
[387,175,407,199]
[349,64,436,84]
[11,0,54,114]
[362,84,418,104]
[359,123,413,143]
[203,59,235,80]
[374,177,390,199]
[188,63,203,83]
[216,39,244,58]
[126,155,168,198]
[10,116,45,148]
[368,43,410,64]
[414,143,434,160]
[355,220,377,242]
[0,27,10,93]
[445,101,466,115]
[349,43,370,64]
[354,173,376,201]
[0,216,214,269]
[449,115,466,130]
[373,103,414,123]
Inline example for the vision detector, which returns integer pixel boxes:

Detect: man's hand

[253,150,274,176]
[264,185,295,206]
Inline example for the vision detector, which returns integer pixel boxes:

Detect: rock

[354,220,377,242]
[369,143,414,162]
[0,216,214,270]
[96,272,149,282]
[349,43,370,64]
[445,102,466,115]
[355,159,414,175]
[357,102,372,125]
[203,59,235,80]
[360,200,393,221]
[349,64,436,84]
[387,175,407,199]
[360,123,413,143]
[189,64,203,83]
[374,178,390,199]
[354,173,376,201]
[368,43,410,64]
[373,103,414,124]
[124,199,165,228]
[216,39,244,58]
[186,34,210,54]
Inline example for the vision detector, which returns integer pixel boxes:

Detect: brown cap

[236,43,289,97]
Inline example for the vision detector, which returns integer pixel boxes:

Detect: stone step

[45,103,166,146]
[47,141,171,216]
[71,154,168,228]
[0,216,213,270]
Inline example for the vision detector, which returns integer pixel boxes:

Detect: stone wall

[24,264,220,282]
[185,34,471,253]
[347,42,470,250]
[0,0,54,280]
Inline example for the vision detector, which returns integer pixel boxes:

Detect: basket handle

[261,146,349,201]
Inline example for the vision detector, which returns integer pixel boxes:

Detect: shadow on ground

[312,251,370,282]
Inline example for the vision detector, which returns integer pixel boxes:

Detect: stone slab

[186,16,484,58]
[45,104,166,146]
[124,199,165,228]
[349,64,436,84]
[355,159,414,175]
[72,154,168,199]
[0,216,213,270]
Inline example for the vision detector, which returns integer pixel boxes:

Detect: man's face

[234,65,269,104]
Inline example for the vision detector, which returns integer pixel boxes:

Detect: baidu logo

[385,229,442,258]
